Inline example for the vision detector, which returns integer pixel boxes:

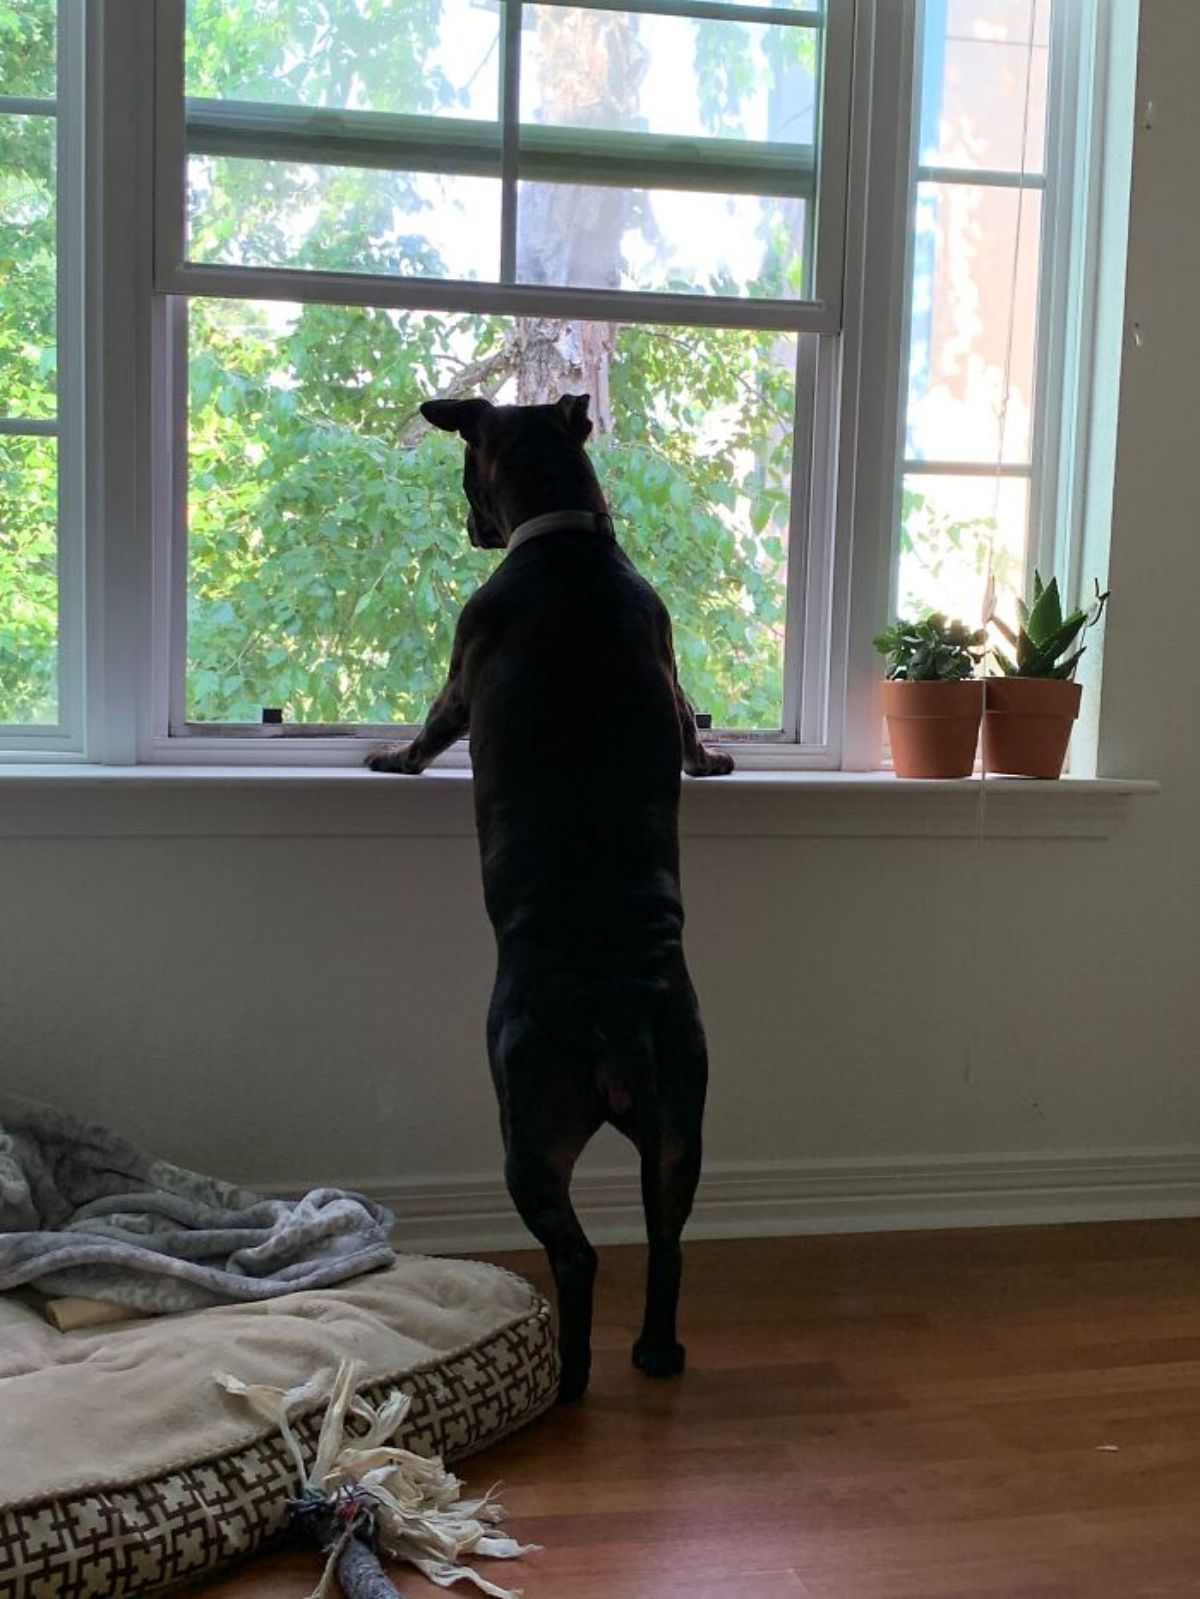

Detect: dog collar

[506,510,616,552]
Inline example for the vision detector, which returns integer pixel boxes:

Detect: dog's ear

[420,397,492,445]
[556,392,593,444]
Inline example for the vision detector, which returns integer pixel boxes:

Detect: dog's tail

[590,1011,656,1123]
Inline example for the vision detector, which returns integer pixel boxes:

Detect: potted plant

[874,613,987,778]
[985,574,1110,778]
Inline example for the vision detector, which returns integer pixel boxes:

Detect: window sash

[141,0,874,767]
[153,0,855,333]
[167,312,834,746]
[143,0,859,757]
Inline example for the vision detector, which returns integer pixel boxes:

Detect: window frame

[147,0,864,763]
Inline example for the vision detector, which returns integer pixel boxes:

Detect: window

[0,0,1133,767]
[151,0,850,747]
[0,0,82,751]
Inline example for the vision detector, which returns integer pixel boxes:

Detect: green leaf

[1025,575,1063,646]
[1050,646,1086,680]
[1021,612,1088,676]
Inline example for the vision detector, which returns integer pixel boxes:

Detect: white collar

[505,509,616,552]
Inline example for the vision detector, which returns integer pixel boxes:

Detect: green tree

[0,0,58,723]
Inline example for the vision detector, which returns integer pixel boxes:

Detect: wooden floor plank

[189,1222,1200,1598]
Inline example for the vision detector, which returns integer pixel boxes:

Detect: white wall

[2,4,1197,1250]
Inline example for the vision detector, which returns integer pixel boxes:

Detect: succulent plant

[991,573,1110,679]
[873,613,986,682]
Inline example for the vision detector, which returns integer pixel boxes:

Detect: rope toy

[287,1480,399,1599]
[216,1359,537,1599]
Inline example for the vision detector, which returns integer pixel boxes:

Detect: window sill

[0,765,1157,840]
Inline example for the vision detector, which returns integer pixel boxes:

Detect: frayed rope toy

[216,1359,537,1599]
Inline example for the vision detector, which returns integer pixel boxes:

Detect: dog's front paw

[365,743,423,775]
[686,749,735,778]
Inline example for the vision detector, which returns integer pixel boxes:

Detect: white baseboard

[261,1149,1200,1255]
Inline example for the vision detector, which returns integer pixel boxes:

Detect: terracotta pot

[984,676,1082,778]
[882,678,983,779]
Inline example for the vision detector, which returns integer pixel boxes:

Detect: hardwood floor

[193,1221,1200,1598]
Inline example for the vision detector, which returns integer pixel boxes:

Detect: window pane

[187,156,502,279]
[0,113,56,420]
[186,302,794,732]
[0,0,56,100]
[0,433,58,724]
[906,181,1041,464]
[898,472,1028,630]
[521,7,818,146]
[518,184,808,299]
[184,0,500,121]
[920,0,1051,174]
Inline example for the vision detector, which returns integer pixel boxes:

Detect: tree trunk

[512,9,649,429]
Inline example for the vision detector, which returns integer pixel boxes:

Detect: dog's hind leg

[629,995,708,1379]
[490,1007,604,1402]
[504,1135,598,1402]
[631,1122,703,1378]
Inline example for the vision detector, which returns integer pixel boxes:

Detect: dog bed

[0,1255,557,1598]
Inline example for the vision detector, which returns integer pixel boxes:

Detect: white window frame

[1,0,1130,772]
[853,0,1130,772]
[145,0,864,765]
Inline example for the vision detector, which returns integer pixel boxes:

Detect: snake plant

[992,573,1110,679]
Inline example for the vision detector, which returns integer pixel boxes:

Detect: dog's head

[419,394,594,549]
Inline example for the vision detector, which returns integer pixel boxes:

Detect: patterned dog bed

[0,1256,558,1598]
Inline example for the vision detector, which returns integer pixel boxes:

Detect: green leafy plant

[873,614,986,682]
[991,572,1110,679]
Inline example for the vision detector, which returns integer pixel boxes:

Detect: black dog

[367,393,733,1400]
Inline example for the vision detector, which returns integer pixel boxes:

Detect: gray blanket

[0,1093,395,1313]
